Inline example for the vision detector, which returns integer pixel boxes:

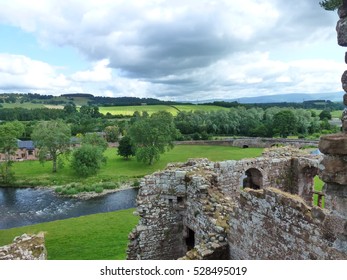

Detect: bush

[133,180,140,187]
[94,186,104,193]
[192,132,201,140]
[101,182,119,190]
[61,187,78,195]
[55,187,63,193]
[84,185,95,192]
[71,144,106,177]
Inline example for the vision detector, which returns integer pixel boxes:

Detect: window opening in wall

[177,196,184,205]
[185,228,195,251]
[168,199,173,206]
[313,175,325,208]
[243,168,263,190]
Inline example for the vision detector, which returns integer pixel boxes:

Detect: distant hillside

[197,92,344,104]
[0,93,191,107]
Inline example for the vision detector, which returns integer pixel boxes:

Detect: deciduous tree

[70,144,106,177]
[117,135,135,160]
[104,126,120,142]
[272,110,297,138]
[0,121,24,184]
[82,133,108,152]
[129,111,179,165]
[31,120,71,173]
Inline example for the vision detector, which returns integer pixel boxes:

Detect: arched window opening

[243,168,263,190]
[185,228,195,251]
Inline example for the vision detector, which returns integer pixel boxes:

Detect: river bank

[57,182,139,200]
[0,187,138,230]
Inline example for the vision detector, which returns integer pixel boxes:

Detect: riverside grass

[0,208,139,260]
[11,145,264,187]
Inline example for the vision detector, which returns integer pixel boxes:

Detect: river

[0,187,138,230]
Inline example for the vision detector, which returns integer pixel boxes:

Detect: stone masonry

[127,147,346,260]
[0,233,47,260]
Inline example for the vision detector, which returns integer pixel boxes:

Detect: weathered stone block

[323,183,347,215]
[319,155,347,185]
[319,134,347,155]
[339,6,347,19]
[342,71,347,92]
[0,233,47,260]
[337,17,347,47]
[311,206,326,223]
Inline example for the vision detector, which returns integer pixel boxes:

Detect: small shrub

[133,180,140,187]
[85,185,95,192]
[95,186,103,193]
[102,182,119,190]
[55,187,63,193]
[66,187,78,195]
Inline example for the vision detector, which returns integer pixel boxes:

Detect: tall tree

[129,111,179,165]
[117,135,135,160]
[272,110,297,138]
[82,133,108,152]
[0,121,24,184]
[104,125,120,142]
[31,120,71,173]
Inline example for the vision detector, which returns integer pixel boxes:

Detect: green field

[1,102,46,109]
[99,104,229,116]
[0,209,138,260]
[331,110,342,118]
[12,145,264,186]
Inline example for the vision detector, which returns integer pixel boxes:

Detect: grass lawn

[0,208,138,260]
[12,145,264,186]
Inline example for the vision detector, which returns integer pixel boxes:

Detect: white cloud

[71,59,112,82]
[0,53,70,92]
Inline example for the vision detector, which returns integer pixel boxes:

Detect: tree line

[0,105,340,184]
[174,107,337,139]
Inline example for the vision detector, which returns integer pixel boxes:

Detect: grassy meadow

[0,209,138,260]
[12,145,264,187]
[99,104,229,116]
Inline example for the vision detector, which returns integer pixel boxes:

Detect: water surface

[0,187,138,229]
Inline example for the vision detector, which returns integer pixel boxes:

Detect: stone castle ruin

[127,148,346,260]
[127,4,347,260]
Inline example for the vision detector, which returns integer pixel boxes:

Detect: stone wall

[175,137,318,149]
[0,233,47,260]
[126,148,345,260]
[228,188,346,259]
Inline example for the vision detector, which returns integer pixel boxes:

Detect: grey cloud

[0,0,341,100]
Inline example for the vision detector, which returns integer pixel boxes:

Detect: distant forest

[0,93,344,111]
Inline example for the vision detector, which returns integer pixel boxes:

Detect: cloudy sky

[0,0,345,101]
